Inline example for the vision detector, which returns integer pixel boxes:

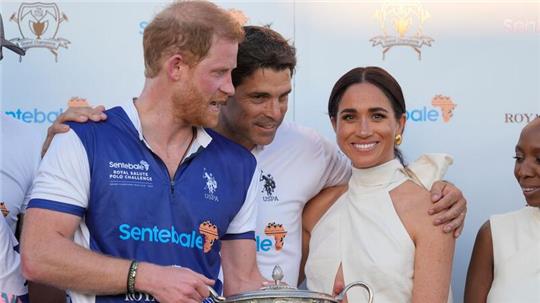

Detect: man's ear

[165,54,188,81]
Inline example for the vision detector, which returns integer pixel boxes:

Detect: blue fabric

[27,199,85,217]
[30,107,257,302]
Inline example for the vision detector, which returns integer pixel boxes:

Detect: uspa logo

[370,1,434,60]
[260,171,279,202]
[406,95,457,123]
[203,168,219,202]
[9,2,70,62]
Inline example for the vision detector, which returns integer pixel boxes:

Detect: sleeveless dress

[487,207,540,303]
[305,154,453,303]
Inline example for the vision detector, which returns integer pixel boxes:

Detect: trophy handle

[207,286,226,302]
[334,281,373,303]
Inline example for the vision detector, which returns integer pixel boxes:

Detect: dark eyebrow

[369,107,389,113]
[516,145,540,153]
[248,92,271,98]
[280,89,292,98]
[338,108,357,115]
[338,107,389,115]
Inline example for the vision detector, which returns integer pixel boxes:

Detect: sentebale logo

[118,224,203,249]
[264,222,287,251]
[406,95,457,123]
[199,221,219,253]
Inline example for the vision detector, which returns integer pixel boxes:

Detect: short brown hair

[143,1,244,78]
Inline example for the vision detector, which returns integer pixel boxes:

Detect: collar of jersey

[121,100,212,160]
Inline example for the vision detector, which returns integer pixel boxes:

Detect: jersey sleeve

[20,142,41,214]
[28,130,90,217]
[316,133,351,188]
[0,217,27,296]
[222,166,260,240]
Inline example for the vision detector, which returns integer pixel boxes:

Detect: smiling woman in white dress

[464,117,540,303]
[302,66,455,303]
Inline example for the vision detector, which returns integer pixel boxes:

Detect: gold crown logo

[371,1,434,60]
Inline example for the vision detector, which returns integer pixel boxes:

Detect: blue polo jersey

[28,106,257,302]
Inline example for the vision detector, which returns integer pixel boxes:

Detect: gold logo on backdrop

[370,1,434,60]
[9,2,70,62]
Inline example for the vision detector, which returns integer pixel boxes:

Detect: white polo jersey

[252,122,351,286]
[0,115,42,233]
[0,216,27,298]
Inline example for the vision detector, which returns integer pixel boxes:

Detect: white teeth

[353,143,376,150]
[522,187,537,192]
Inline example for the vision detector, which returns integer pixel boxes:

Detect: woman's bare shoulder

[390,180,451,242]
[390,180,432,216]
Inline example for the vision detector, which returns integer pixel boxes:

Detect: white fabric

[252,122,351,286]
[0,114,42,232]
[226,168,259,235]
[0,216,27,296]
[30,128,93,303]
[487,207,540,303]
[306,155,452,303]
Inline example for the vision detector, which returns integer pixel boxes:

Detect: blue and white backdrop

[1,1,539,301]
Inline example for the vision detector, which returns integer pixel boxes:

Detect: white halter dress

[305,154,452,303]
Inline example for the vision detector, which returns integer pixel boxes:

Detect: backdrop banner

[1,1,539,301]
